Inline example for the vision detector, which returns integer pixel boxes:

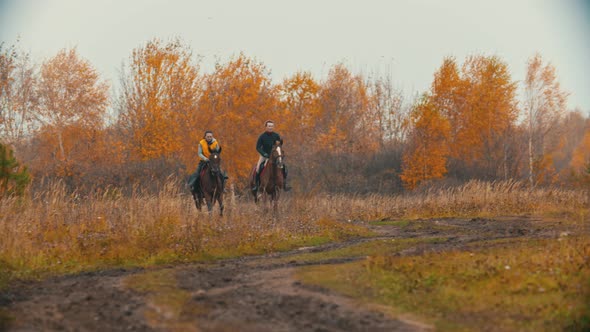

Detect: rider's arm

[256,135,267,157]
[198,144,208,161]
[212,139,221,152]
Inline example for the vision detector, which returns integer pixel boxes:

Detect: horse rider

[188,130,227,192]
[252,120,291,192]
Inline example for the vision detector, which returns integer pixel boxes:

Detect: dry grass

[0,179,367,286]
[309,180,588,221]
[0,179,587,287]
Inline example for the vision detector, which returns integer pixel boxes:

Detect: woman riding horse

[192,151,225,215]
[188,130,226,215]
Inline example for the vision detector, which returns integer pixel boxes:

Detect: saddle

[200,163,208,178]
[251,160,268,183]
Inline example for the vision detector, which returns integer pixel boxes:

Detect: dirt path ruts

[1,216,577,331]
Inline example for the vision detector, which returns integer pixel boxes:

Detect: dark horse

[250,142,285,213]
[191,152,224,216]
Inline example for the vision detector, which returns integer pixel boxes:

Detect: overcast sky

[1,0,589,113]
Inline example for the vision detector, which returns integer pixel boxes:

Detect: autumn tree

[556,110,587,163]
[0,42,19,143]
[430,57,465,156]
[570,120,590,176]
[277,71,321,188]
[0,43,37,146]
[117,38,202,167]
[33,48,109,178]
[569,119,590,204]
[464,55,518,179]
[400,96,450,189]
[359,74,409,193]
[524,53,568,187]
[279,71,321,145]
[430,55,518,180]
[198,53,279,180]
[318,64,379,154]
[367,75,406,145]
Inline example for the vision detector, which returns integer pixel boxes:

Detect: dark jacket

[256,132,283,157]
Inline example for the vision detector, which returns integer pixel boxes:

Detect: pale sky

[1,0,589,113]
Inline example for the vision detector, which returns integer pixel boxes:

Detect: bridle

[272,146,284,168]
[207,153,221,175]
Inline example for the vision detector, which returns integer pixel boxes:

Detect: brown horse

[191,152,224,216]
[250,142,285,213]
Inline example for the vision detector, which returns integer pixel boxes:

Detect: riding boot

[252,173,260,191]
[188,173,197,192]
[193,161,206,193]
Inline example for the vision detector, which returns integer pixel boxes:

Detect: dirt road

[0,216,574,331]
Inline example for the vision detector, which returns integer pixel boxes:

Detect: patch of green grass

[296,236,590,331]
[540,208,589,225]
[281,237,445,264]
[369,220,410,227]
[403,222,459,232]
[369,219,462,234]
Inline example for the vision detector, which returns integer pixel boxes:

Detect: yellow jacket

[198,138,220,160]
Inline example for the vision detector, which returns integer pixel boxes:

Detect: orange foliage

[198,53,280,180]
[118,38,201,165]
[459,56,518,163]
[31,125,116,181]
[6,43,586,193]
[400,97,450,189]
[318,64,378,154]
[431,55,518,177]
[571,126,590,171]
[34,48,109,177]
[279,71,321,143]
[278,72,322,174]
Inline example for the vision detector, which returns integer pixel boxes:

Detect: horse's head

[270,141,284,169]
[208,152,221,175]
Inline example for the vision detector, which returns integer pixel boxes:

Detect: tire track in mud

[0,216,575,331]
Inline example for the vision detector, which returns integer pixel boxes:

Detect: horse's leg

[195,178,205,211]
[217,193,224,216]
[198,191,205,209]
[204,192,213,214]
[272,189,279,216]
[262,191,268,214]
[252,179,259,204]
[249,168,258,204]
[192,192,202,211]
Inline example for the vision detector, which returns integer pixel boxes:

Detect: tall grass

[310,180,588,220]
[0,179,587,285]
[0,179,366,284]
